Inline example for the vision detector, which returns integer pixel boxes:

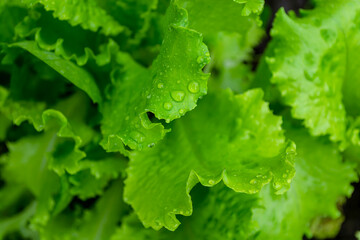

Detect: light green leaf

[178,0,263,40]
[101,1,210,152]
[23,0,128,36]
[117,128,357,239]
[124,88,295,230]
[177,0,264,94]
[234,0,264,16]
[253,128,357,240]
[13,8,120,66]
[267,1,360,144]
[100,53,169,154]
[0,89,87,175]
[114,184,258,240]
[146,1,210,121]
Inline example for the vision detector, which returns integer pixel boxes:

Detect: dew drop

[188,81,200,93]
[282,173,288,178]
[250,179,257,185]
[171,91,185,102]
[179,109,185,115]
[208,179,215,185]
[163,102,173,110]
[157,83,164,89]
[197,56,204,63]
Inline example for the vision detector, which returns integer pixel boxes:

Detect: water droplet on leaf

[171,91,185,102]
[188,81,200,93]
[163,102,173,110]
[250,179,257,185]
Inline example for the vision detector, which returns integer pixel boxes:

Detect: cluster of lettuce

[0,0,359,239]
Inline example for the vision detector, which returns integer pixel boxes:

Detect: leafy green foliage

[265,0,360,146]
[253,128,357,239]
[124,89,295,230]
[0,0,359,239]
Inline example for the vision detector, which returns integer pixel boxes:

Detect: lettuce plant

[0,0,359,239]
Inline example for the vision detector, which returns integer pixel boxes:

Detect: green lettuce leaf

[234,0,264,16]
[117,127,357,240]
[146,1,210,122]
[0,202,36,239]
[0,87,90,176]
[10,41,102,104]
[253,128,357,240]
[177,0,265,94]
[13,8,119,66]
[178,0,263,40]
[100,53,169,154]
[113,184,258,240]
[124,88,295,230]
[35,179,126,240]
[94,0,158,44]
[266,1,360,144]
[2,133,66,225]
[69,156,127,200]
[23,0,128,36]
[101,1,210,153]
